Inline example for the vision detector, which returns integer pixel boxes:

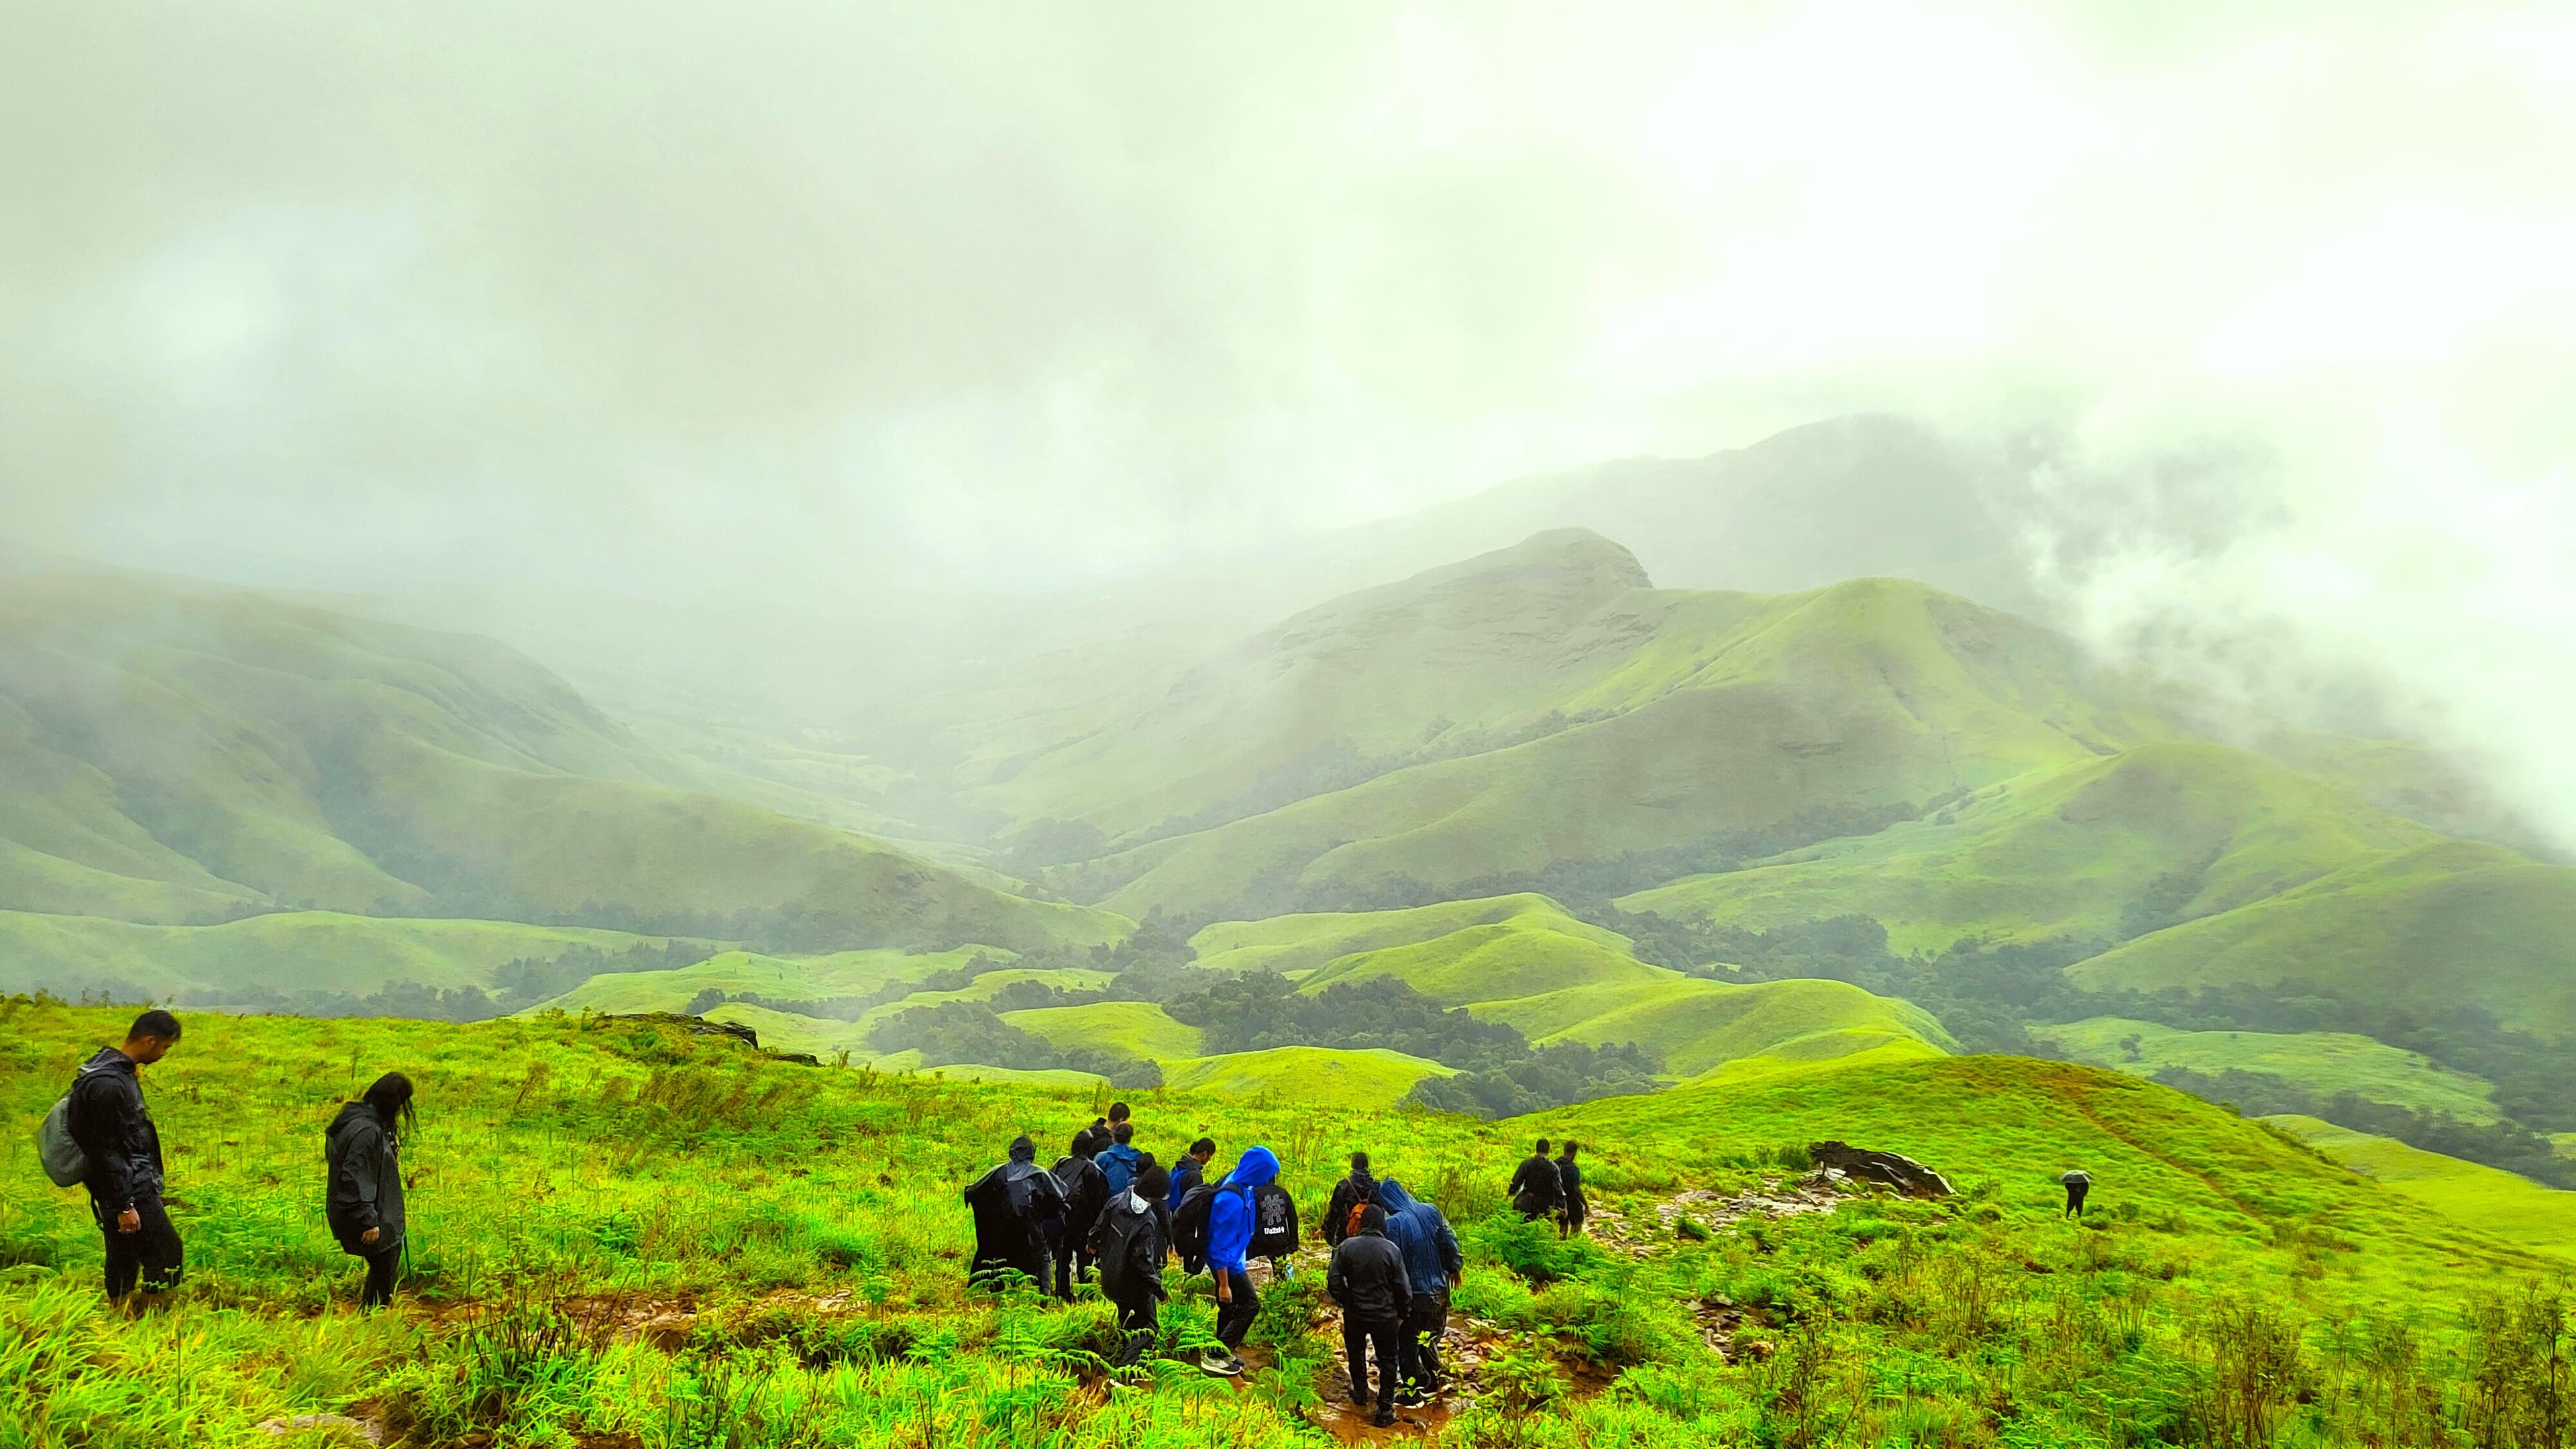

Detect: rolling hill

[1048,539,2186,920]
[2266,1114,2576,1259]
[2034,1017,2501,1122]
[0,563,1126,989]
[1618,741,2448,952]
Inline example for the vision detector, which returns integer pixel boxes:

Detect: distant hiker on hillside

[1324,1151,1377,1248]
[1171,1137,1217,1271]
[1374,1179,1462,1407]
[2060,1169,2091,1219]
[325,1072,415,1309]
[1200,1144,1279,1377]
[1327,1202,1411,1427]
[961,1134,1068,1290]
[1508,1138,1563,1222]
[1250,1175,1299,1282]
[1051,1130,1110,1299]
[1099,1122,1144,1196]
[1556,1141,1587,1239]
[1090,1160,1171,1372]
[60,1010,186,1301]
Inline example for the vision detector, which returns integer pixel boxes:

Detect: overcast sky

[5,2,2575,830]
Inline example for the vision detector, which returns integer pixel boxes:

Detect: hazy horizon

[6,1,2573,843]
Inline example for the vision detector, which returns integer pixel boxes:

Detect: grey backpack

[35,1064,103,1188]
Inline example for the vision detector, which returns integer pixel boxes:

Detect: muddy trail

[305,1173,1866,1442]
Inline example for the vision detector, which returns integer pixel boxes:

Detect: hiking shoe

[1200,1352,1244,1377]
[1373,1410,1397,1428]
[1396,1389,1431,1408]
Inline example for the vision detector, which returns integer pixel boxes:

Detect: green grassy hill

[1159,1044,1456,1108]
[2065,841,2576,1037]
[0,908,674,1000]
[1619,741,2444,953]
[1070,564,2185,920]
[0,566,1126,979]
[1189,892,1627,976]
[7,1001,2567,1449]
[2036,1016,2500,1122]
[1217,892,1957,1081]
[999,1001,1205,1062]
[530,946,998,1016]
[2265,1114,2576,1259]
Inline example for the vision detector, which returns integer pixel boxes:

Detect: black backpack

[1250,1182,1297,1258]
[1173,1181,1224,1263]
[1095,1201,1165,1299]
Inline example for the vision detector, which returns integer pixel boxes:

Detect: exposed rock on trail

[1808,1141,1954,1198]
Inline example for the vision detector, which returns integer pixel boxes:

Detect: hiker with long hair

[325,1071,416,1308]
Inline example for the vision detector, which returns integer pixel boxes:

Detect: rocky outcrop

[1807,1141,1954,1198]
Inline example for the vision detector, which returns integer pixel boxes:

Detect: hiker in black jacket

[1090,1162,1172,1371]
[1556,1140,1587,1239]
[961,1134,1068,1290]
[1507,1138,1562,1222]
[1323,1151,1377,1248]
[1169,1137,1215,1271]
[66,1010,185,1301]
[1328,1203,1413,1426]
[325,1073,415,1308]
[1051,1130,1110,1299]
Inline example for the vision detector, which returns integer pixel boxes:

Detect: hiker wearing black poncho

[1090,1162,1173,1370]
[1051,1130,1110,1299]
[961,1134,1068,1289]
[325,1072,416,1308]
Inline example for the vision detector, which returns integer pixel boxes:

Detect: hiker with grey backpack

[325,1073,416,1309]
[36,1010,186,1302]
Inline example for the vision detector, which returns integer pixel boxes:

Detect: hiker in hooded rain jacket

[1201,1144,1277,1375]
[961,1134,1069,1289]
[325,1071,415,1308]
[66,1010,186,1301]
[1375,1178,1464,1401]
[1507,1138,1563,1221]
[1327,1203,1412,1425]
[1051,1130,1110,1299]
[1323,1151,1377,1248]
[1089,1162,1172,1369]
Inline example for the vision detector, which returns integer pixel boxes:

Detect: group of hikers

[38,1012,414,1308]
[961,1107,1589,1426]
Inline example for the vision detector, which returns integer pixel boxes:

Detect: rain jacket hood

[1374,1177,1464,1296]
[1206,1144,1279,1274]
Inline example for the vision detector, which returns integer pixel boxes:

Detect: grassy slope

[998,1001,1205,1062]
[2036,1016,2500,1122]
[1089,574,2184,920]
[1226,893,1955,1081]
[532,947,1000,1015]
[1544,1053,2571,1261]
[2066,841,2576,1038]
[3,1002,2566,1449]
[1620,741,2443,953]
[0,567,1123,957]
[0,908,674,998]
[2266,1114,2576,1259]
[1189,892,1627,975]
[1159,1045,1456,1108]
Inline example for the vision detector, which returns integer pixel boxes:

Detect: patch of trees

[1159,971,1665,1117]
[1591,904,2576,1183]
[2153,1067,2576,1190]
[1163,973,1528,1069]
[1407,1042,1664,1118]
[864,1001,1163,1088]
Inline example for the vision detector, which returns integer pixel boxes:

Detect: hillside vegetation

[5,1002,2573,1449]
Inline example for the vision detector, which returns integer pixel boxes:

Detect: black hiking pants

[338,1234,402,1308]
[1110,1293,1158,1368]
[1215,1273,1260,1352]
[93,1192,184,1300]
[1344,1316,1402,1415]
[2065,1183,2088,1218]
[1401,1285,1448,1393]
